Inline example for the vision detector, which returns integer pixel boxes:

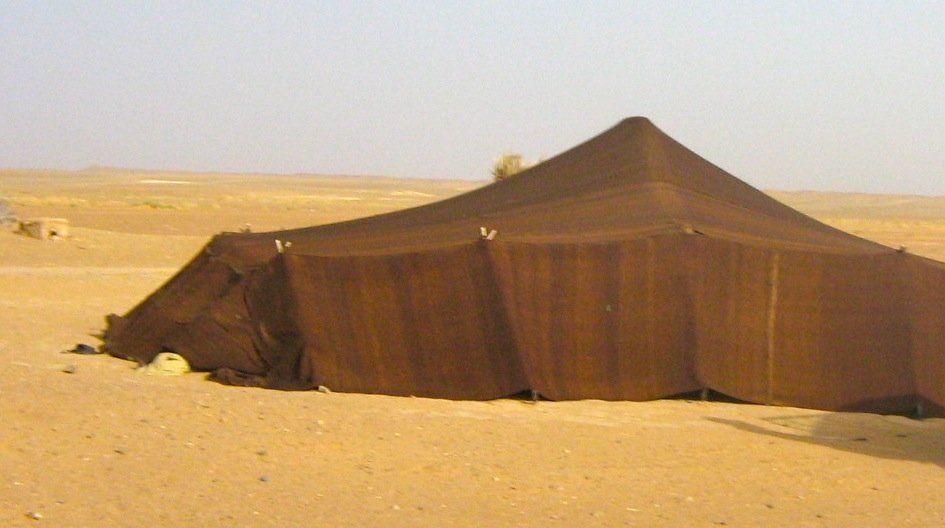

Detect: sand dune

[3,169,945,527]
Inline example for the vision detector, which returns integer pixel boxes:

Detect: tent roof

[215,117,890,257]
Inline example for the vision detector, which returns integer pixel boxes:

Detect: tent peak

[611,116,662,135]
[615,116,655,127]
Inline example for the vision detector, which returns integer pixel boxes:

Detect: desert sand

[3,168,945,527]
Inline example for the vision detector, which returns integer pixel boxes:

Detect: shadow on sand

[707,412,945,467]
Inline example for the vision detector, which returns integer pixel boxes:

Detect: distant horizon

[0,163,495,185]
[5,162,945,200]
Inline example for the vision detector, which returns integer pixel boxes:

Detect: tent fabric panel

[665,187,889,255]
[907,257,945,414]
[692,240,774,403]
[161,283,265,375]
[770,252,913,412]
[104,247,245,365]
[281,244,527,399]
[622,237,702,398]
[238,255,313,388]
[489,238,699,401]
[491,242,621,399]
[694,242,915,413]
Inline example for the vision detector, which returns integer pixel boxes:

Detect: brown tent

[103,117,945,416]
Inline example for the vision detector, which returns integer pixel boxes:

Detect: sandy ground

[3,169,945,527]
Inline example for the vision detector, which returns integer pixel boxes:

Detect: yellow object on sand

[137,352,191,376]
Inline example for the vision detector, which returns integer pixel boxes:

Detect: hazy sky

[2,2,944,194]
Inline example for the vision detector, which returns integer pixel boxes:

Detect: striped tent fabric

[104,118,945,415]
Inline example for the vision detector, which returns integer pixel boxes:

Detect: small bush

[137,200,177,210]
[492,153,534,182]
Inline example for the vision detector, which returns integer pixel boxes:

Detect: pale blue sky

[2,1,943,194]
